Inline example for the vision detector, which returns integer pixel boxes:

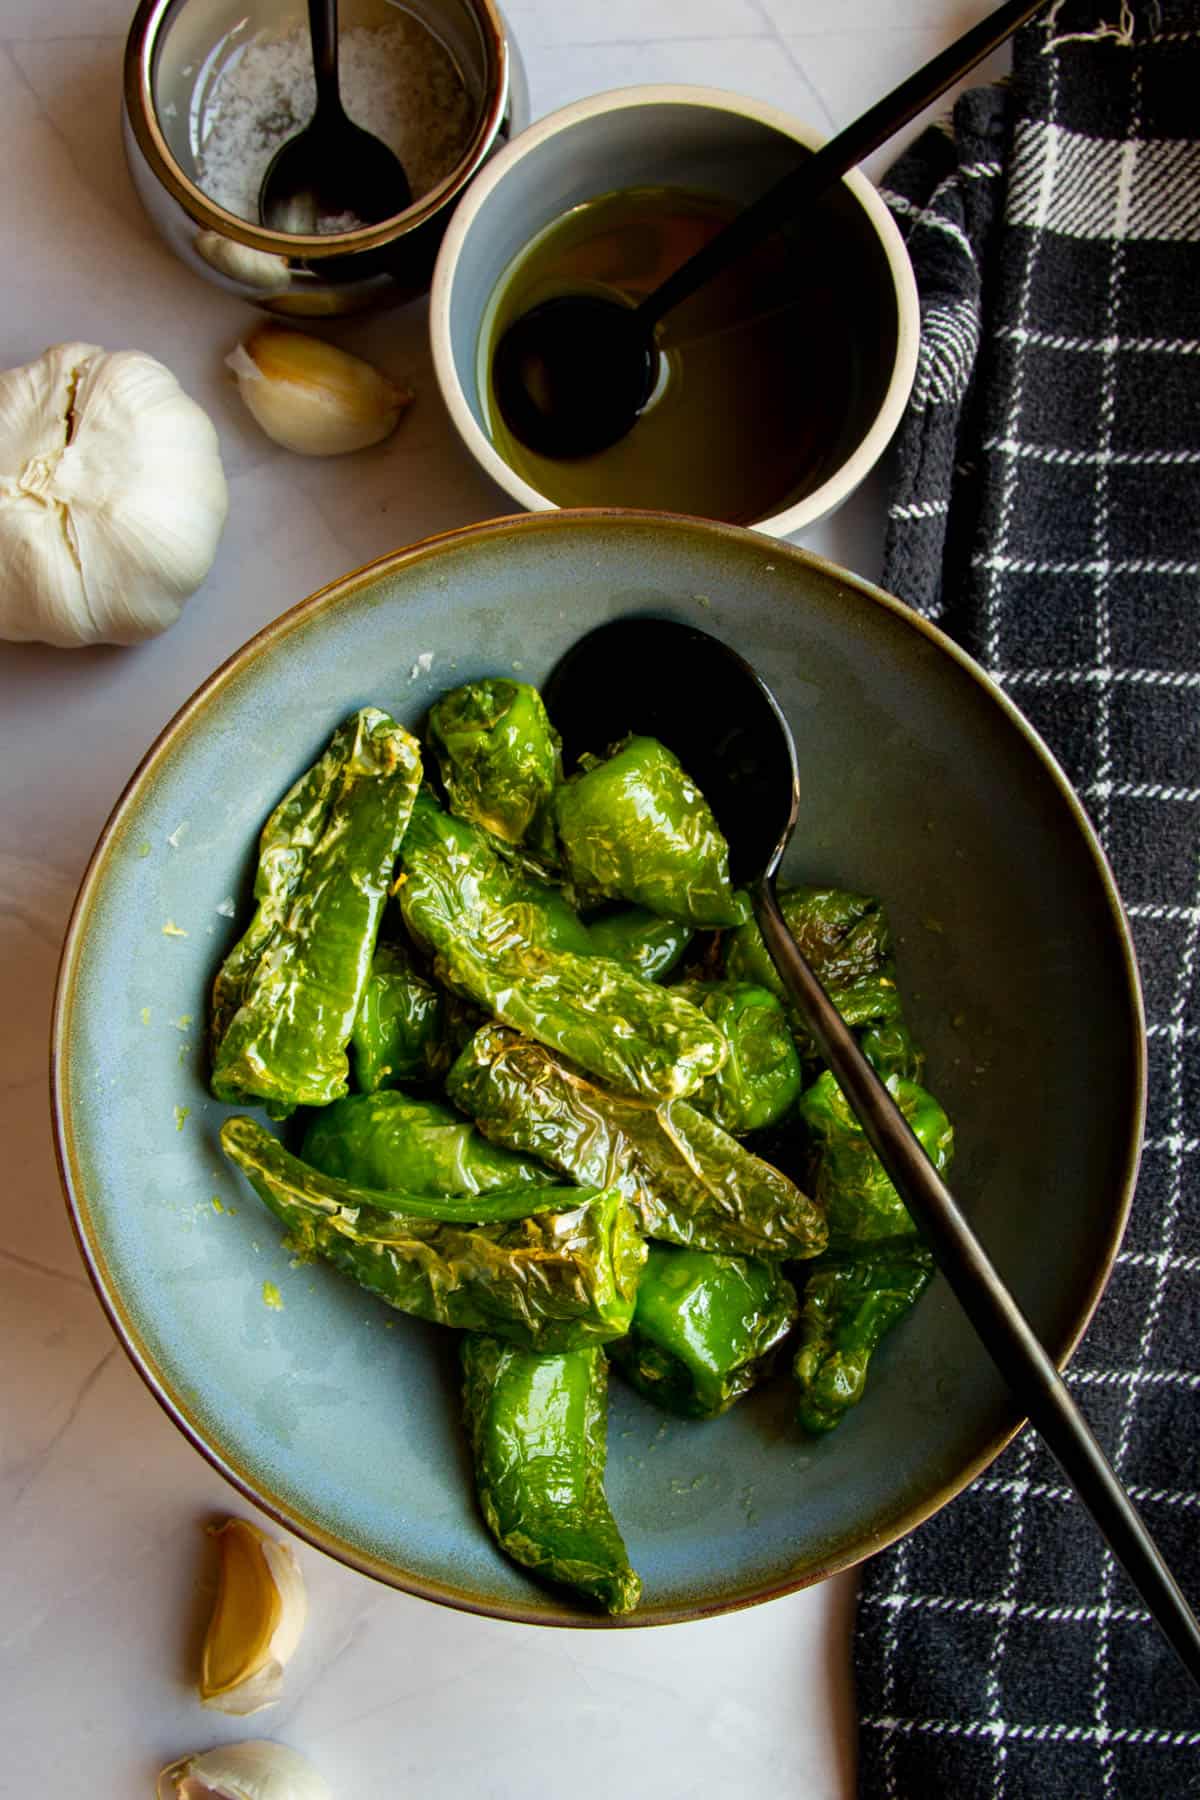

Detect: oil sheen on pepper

[478,184,876,524]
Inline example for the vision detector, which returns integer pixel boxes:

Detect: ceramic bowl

[123,0,529,315]
[430,86,920,535]
[52,511,1143,1627]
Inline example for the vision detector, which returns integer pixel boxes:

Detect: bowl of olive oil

[431,85,919,535]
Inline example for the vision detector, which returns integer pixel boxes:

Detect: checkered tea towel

[853,5,1200,1795]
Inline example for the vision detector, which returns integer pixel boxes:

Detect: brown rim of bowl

[49,508,1146,1629]
[122,0,510,256]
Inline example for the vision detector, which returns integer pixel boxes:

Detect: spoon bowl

[259,111,412,236]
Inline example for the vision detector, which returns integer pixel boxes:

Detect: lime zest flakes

[137,840,152,858]
[211,1195,225,1214]
[262,1280,284,1311]
[162,920,188,938]
[140,1007,152,1026]
[174,1105,190,1132]
[172,1014,194,1031]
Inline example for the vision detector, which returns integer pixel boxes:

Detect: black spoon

[542,614,1200,1692]
[258,0,411,235]
[493,0,1046,460]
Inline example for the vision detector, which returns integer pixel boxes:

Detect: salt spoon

[259,0,411,235]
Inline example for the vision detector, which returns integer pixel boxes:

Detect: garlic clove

[200,1518,307,1714]
[156,1739,333,1800]
[227,325,412,456]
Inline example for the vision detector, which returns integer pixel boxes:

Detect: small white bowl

[430,84,920,537]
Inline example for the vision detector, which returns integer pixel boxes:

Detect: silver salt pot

[123,0,529,315]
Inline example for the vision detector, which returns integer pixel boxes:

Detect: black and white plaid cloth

[853,4,1200,1794]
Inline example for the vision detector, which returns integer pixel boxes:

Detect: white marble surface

[0,2,1010,1792]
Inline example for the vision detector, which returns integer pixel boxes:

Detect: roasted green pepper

[673,980,803,1134]
[586,907,693,981]
[610,1243,798,1418]
[447,1024,826,1262]
[726,885,902,1064]
[210,709,422,1111]
[793,1244,934,1433]
[798,1070,953,1247]
[350,942,452,1091]
[427,678,561,854]
[301,1091,557,1197]
[461,1336,641,1614]
[399,793,726,1102]
[859,1019,926,1084]
[554,735,744,927]
[221,1117,644,1352]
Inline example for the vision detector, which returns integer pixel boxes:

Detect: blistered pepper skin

[221,1117,645,1352]
[610,1243,798,1418]
[793,1245,934,1433]
[447,1024,826,1262]
[210,709,422,1111]
[674,980,803,1135]
[399,793,726,1102]
[427,679,562,854]
[301,1090,557,1197]
[554,735,745,927]
[461,1336,641,1615]
[798,1070,954,1248]
[726,886,903,1066]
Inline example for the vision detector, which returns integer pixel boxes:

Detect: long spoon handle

[307,0,341,114]
[750,873,1200,1690]
[637,0,1048,332]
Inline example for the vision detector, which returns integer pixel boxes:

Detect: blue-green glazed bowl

[51,511,1144,1627]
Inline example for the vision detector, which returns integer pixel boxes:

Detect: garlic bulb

[200,1518,307,1715]
[227,326,412,456]
[157,1740,333,1800]
[0,342,227,647]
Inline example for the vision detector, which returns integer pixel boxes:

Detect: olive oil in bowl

[477,183,898,525]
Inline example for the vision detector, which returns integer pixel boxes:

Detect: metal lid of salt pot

[123,0,529,316]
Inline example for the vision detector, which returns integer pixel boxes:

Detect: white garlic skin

[0,342,228,647]
[201,1527,308,1716]
[227,326,412,457]
[156,1739,333,1800]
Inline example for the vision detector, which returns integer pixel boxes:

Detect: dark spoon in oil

[259,0,411,235]
[542,614,1200,1692]
[493,0,1046,459]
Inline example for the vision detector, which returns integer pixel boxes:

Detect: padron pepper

[427,678,562,856]
[398,793,726,1102]
[673,980,803,1135]
[610,1242,799,1418]
[793,1244,934,1433]
[210,709,422,1111]
[798,1069,953,1247]
[447,1024,826,1262]
[585,906,693,981]
[726,885,903,1066]
[859,1018,926,1084]
[553,735,745,927]
[301,1090,557,1197]
[350,942,452,1091]
[221,1117,644,1352]
[460,1336,641,1615]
